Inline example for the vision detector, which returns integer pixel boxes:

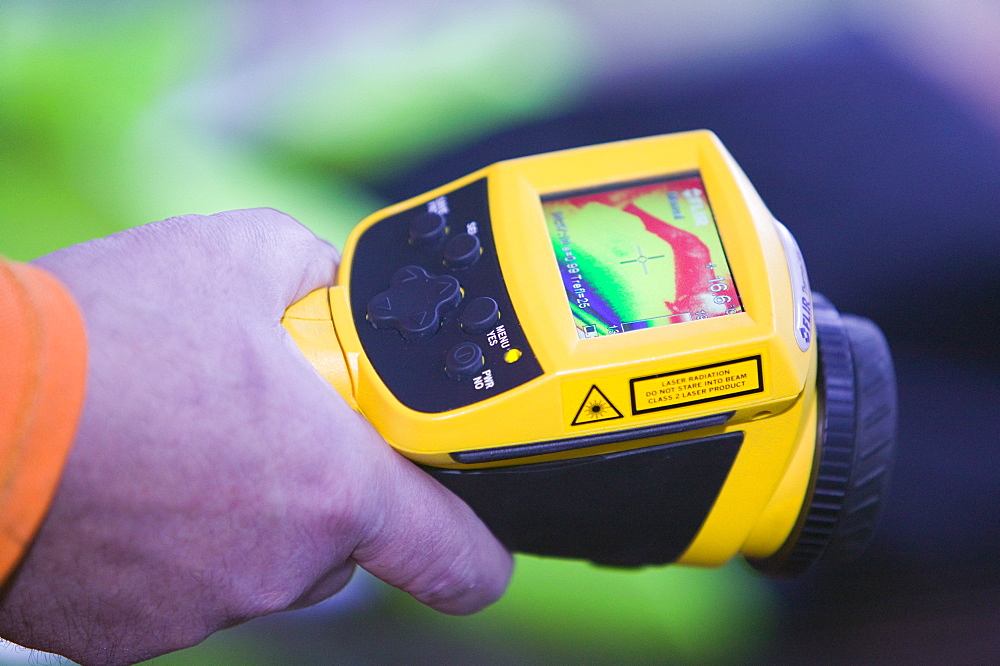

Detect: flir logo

[799,296,812,348]
[774,220,813,352]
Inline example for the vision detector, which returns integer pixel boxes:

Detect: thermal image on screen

[543,172,743,339]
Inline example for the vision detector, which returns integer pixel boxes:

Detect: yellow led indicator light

[504,348,522,363]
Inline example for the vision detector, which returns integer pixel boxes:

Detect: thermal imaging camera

[283,131,897,576]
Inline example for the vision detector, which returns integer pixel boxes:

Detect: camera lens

[754,294,898,577]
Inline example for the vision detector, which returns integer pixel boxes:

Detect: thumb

[352,445,513,615]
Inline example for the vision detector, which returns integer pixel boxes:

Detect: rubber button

[445,342,484,380]
[367,265,462,340]
[443,233,481,269]
[409,212,447,246]
[459,296,500,334]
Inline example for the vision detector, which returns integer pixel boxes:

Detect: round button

[459,296,500,334]
[443,233,481,269]
[409,212,446,246]
[445,342,484,380]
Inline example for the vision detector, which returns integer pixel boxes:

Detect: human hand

[0,209,512,665]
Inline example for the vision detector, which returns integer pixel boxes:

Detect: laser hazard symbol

[571,385,624,426]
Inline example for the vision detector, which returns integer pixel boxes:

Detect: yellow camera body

[284,131,896,575]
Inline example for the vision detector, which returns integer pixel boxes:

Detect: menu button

[459,296,500,334]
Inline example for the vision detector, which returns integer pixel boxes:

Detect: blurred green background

[0,0,587,259]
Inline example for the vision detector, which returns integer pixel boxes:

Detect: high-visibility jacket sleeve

[0,260,86,581]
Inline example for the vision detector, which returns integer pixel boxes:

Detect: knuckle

[408,543,487,614]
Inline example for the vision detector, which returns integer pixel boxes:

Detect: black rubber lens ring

[756,293,897,577]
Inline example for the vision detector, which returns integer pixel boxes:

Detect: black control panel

[349,178,543,414]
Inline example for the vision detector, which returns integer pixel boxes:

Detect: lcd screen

[543,172,743,339]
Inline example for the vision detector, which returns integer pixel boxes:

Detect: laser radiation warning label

[630,356,763,414]
[571,385,624,426]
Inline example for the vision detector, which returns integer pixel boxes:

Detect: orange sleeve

[0,260,86,581]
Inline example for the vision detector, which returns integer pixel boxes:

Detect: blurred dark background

[2,1,997,664]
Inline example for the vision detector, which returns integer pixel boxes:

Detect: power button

[445,342,484,380]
